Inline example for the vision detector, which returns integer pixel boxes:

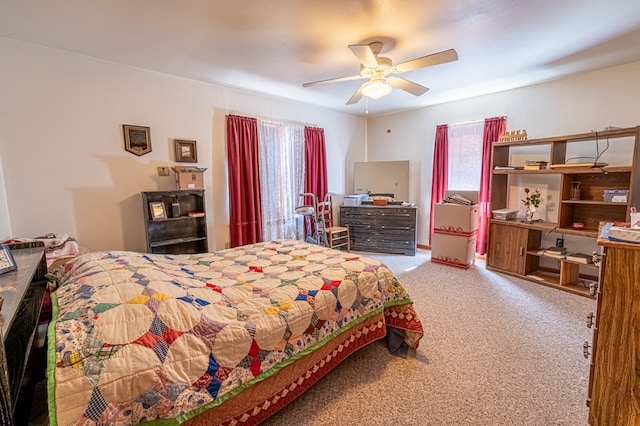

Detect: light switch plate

[157,166,170,176]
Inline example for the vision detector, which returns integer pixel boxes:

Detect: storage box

[433,190,479,235]
[603,189,629,203]
[431,233,476,269]
[173,166,207,190]
[492,208,518,220]
[343,195,362,206]
[608,226,640,243]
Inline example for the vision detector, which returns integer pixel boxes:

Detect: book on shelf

[443,194,473,205]
[494,165,524,170]
[188,211,205,218]
[538,246,568,258]
[523,160,549,170]
[525,160,549,166]
[565,252,593,264]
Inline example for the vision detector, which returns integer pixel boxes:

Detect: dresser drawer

[340,205,417,256]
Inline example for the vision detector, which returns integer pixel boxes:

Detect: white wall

[0,38,366,251]
[365,60,640,248]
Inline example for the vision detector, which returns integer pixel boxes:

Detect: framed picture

[0,244,17,275]
[174,139,198,163]
[123,124,152,156]
[149,202,167,220]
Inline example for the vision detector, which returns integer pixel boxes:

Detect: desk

[0,244,47,425]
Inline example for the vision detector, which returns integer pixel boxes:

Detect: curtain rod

[449,116,506,126]
[227,112,318,128]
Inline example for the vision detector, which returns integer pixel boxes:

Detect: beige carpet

[32,249,596,425]
[262,250,596,426]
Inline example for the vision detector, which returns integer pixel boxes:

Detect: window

[447,121,484,190]
[257,120,305,241]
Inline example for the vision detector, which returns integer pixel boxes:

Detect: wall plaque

[123,124,152,156]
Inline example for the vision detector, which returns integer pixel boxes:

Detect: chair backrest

[318,194,333,229]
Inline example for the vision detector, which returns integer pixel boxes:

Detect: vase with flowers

[522,188,541,223]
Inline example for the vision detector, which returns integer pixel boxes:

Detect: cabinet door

[487,223,539,275]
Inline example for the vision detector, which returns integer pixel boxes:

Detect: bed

[47,239,423,425]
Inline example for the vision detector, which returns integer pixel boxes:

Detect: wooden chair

[318,194,350,251]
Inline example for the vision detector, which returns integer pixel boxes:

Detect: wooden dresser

[588,237,640,425]
[0,244,47,425]
[340,205,417,256]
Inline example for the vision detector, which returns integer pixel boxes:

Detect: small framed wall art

[174,139,198,163]
[0,244,17,275]
[149,202,167,220]
[123,124,152,156]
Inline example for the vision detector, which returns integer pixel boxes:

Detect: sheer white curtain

[447,121,484,190]
[257,120,306,241]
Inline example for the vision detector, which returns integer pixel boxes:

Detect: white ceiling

[2,0,640,116]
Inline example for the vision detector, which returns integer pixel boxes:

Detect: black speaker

[171,203,181,218]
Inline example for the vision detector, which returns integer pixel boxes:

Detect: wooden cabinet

[587,238,640,425]
[0,244,47,426]
[487,126,640,296]
[142,190,208,254]
[340,205,417,255]
[486,222,540,275]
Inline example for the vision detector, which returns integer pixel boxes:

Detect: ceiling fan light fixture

[361,80,392,99]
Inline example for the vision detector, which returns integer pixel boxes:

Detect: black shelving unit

[141,190,208,254]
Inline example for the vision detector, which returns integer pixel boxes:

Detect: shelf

[149,236,207,248]
[149,215,204,222]
[489,219,556,231]
[527,250,599,268]
[554,227,599,238]
[492,166,632,175]
[487,125,639,297]
[142,190,208,254]
[493,126,639,147]
[560,200,628,206]
[523,270,595,297]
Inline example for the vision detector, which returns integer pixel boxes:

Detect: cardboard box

[433,190,479,235]
[431,233,476,269]
[173,166,206,190]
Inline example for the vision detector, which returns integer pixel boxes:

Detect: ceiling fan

[303,41,458,105]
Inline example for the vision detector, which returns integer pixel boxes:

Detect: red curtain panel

[477,116,506,254]
[226,115,263,247]
[429,124,449,245]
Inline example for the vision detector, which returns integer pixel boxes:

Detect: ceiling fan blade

[346,83,365,105]
[394,48,458,73]
[387,76,429,96]
[348,43,379,68]
[303,74,363,87]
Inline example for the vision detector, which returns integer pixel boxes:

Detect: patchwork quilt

[48,239,423,425]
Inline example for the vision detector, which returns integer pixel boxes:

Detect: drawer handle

[586,312,594,328]
[519,247,524,256]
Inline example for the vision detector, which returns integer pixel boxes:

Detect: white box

[608,226,640,243]
[431,233,476,269]
[343,195,361,206]
[433,191,479,235]
[492,208,518,220]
